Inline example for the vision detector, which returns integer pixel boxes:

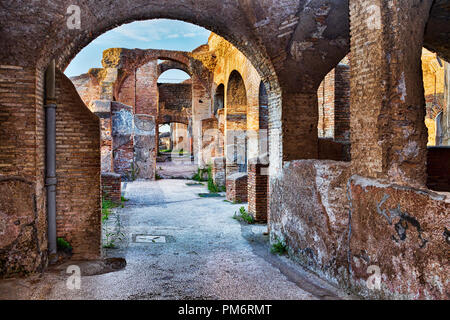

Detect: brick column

[349,0,433,186]
[248,161,269,222]
[226,172,248,203]
[282,92,319,161]
[101,173,122,204]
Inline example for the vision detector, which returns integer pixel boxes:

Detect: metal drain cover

[134,235,166,243]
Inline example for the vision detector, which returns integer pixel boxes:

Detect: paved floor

[0,180,352,300]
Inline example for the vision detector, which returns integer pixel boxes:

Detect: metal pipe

[45,60,57,262]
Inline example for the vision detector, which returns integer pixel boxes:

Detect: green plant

[192,167,208,182]
[121,196,129,202]
[206,165,226,193]
[57,237,72,250]
[102,211,126,249]
[233,206,254,224]
[271,239,288,255]
[155,173,163,180]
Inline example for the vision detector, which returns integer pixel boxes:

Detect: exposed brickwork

[55,70,101,260]
[282,93,318,160]
[0,66,47,277]
[201,118,219,165]
[349,0,432,187]
[212,157,226,187]
[317,61,350,143]
[248,162,268,222]
[226,173,248,203]
[101,173,122,204]
[158,83,192,125]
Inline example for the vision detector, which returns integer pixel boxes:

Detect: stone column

[111,102,134,180]
[349,0,433,187]
[248,159,269,222]
[134,114,156,180]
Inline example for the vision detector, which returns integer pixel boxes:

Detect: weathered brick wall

[318,138,351,162]
[208,34,261,165]
[349,0,431,186]
[201,118,219,165]
[226,172,248,203]
[101,173,121,204]
[136,60,158,115]
[70,73,101,107]
[55,70,101,260]
[248,162,268,222]
[427,147,450,191]
[0,66,47,276]
[282,92,319,160]
[334,64,351,142]
[158,83,192,125]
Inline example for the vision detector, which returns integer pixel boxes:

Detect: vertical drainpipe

[45,60,57,262]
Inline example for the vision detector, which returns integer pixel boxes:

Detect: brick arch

[157,60,191,78]
[227,70,247,113]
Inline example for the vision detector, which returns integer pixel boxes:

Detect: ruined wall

[201,118,219,165]
[270,160,449,299]
[55,71,101,260]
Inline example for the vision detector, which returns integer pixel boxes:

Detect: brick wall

[0,66,47,276]
[101,173,121,204]
[136,60,158,115]
[226,172,248,203]
[55,70,101,260]
[334,64,351,142]
[349,0,430,186]
[158,83,192,111]
[201,118,219,165]
[248,162,268,221]
[317,63,350,143]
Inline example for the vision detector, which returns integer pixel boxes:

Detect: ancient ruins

[0,0,449,300]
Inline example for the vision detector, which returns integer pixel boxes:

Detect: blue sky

[65,19,211,82]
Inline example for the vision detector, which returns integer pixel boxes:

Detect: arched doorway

[226,70,248,174]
